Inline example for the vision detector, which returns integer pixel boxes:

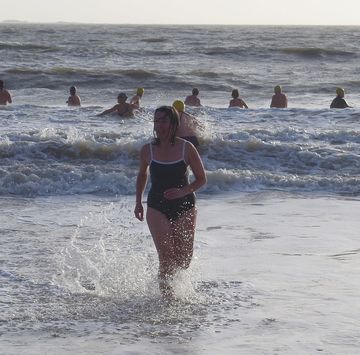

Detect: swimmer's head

[274,85,282,94]
[192,88,199,96]
[136,87,144,96]
[172,100,185,112]
[0,80,4,89]
[231,89,239,99]
[153,106,179,145]
[117,92,128,101]
[70,86,77,95]
[336,87,345,97]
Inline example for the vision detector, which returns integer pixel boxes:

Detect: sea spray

[56,201,158,299]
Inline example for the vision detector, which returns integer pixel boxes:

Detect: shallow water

[1,193,359,354]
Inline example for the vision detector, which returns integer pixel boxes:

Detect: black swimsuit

[330,97,349,109]
[147,141,195,221]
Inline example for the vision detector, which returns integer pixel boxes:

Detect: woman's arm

[134,144,150,221]
[164,142,206,200]
[184,142,207,194]
[130,95,139,105]
[242,99,249,109]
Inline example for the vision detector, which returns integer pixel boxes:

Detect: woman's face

[154,111,171,139]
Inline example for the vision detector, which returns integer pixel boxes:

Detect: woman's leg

[146,207,177,296]
[172,207,197,270]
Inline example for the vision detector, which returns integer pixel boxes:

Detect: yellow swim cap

[172,100,185,112]
[336,87,345,96]
[136,87,144,95]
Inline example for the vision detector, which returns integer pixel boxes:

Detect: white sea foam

[0,104,359,196]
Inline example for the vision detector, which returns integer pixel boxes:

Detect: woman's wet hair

[152,106,179,145]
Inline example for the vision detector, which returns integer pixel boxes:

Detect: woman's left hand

[134,203,144,221]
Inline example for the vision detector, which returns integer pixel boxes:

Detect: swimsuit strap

[150,141,187,164]
[182,140,187,163]
[149,143,153,162]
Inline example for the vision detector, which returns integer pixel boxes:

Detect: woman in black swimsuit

[134,106,206,298]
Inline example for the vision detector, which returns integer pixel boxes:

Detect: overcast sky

[1,0,359,25]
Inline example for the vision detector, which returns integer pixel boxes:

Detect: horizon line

[1,20,360,27]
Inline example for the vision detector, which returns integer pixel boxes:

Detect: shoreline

[1,192,359,354]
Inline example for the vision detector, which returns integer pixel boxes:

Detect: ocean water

[1,24,360,354]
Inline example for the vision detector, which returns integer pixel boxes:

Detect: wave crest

[281,47,355,58]
[0,42,58,52]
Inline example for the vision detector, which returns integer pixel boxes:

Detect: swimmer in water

[66,86,81,106]
[172,100,203,149]
[330,87,351,109]
[270,85,288,108]
[98,92,134,117]
[130,87,144,109]
[229,89,248,108]
[0,80,12,105]
[184,88,202,107]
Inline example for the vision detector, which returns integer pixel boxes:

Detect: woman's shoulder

[175,137,196,152]
[175,137,188,145]
[140,142,152,156]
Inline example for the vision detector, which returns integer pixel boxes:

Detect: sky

[1,0,360,26]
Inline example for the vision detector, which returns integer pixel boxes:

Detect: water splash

[56,201,159,299]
